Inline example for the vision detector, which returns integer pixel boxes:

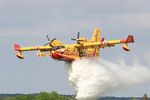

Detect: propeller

[43,35,56,46]
[46,35,50,41]
[71,32,84,57]
[71,32,82,44]
[43,35,65,51]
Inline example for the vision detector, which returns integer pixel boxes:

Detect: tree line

[0,91,71,100]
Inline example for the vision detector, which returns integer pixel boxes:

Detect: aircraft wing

[14,44,52,59]
[83,35,134,51]
[14,44,52,51]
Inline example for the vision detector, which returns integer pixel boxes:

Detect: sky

[0,0,150,97]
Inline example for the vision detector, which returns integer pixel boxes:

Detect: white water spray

[65,58,150,100]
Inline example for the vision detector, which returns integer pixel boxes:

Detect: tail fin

[91,28,101,56]
[91,28,100,42]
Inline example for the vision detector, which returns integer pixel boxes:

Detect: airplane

[14,28,134,62]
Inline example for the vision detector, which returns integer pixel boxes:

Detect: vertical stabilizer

[91,28,100,42]
[91,28,101,56]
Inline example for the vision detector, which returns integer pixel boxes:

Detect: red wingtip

[14,44,21,51]
[127,35,134,43]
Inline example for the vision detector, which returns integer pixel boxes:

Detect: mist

[65,58,150,100]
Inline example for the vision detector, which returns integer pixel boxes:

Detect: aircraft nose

[51,52,60,59]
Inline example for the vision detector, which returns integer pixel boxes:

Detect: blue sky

[0,0,150,97]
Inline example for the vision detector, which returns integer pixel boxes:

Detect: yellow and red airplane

[14,28,134,62]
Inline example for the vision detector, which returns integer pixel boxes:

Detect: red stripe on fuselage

[51,52,74,62]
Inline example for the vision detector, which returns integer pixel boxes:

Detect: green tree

[35,91,70,100]
[15,95,35,100]
[35,92,51,100]
[143,94,148,100]
[3,91,70,100]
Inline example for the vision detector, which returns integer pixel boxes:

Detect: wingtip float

[121,35,134,51]
[14,28,134,62]
[14,44,24,59]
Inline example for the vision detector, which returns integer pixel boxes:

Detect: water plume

[65,58,150,100]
